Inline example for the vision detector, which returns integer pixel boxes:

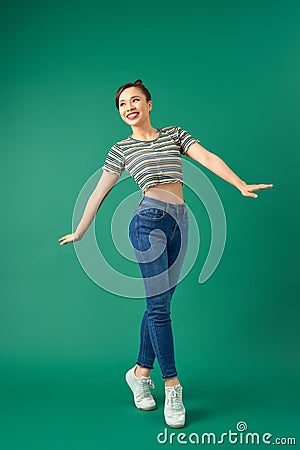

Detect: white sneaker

[125,365,156,410]
[164,384,186,428]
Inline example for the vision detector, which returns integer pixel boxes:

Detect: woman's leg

[135,310,155,377]
[164,219,188,386]
[135,236,182,380]
[128,199,188,427]
[135,236,184,380]
[129,211,182,380]
[135,240,177,379]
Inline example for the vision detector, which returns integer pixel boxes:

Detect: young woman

[58,79,273,428]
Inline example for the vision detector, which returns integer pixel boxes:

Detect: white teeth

[127,113,139,119]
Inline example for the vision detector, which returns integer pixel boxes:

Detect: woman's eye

[120,98,139,107]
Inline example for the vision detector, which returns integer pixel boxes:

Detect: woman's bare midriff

[144,181,185,204]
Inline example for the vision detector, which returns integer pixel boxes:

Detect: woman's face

[118,86,152,126]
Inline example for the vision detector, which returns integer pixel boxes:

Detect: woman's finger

[256,184,273,190]
[241,189,258,198]
[251,183,273,191]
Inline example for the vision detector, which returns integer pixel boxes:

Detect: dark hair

[115,79,152,111]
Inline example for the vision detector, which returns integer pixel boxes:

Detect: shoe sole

[165,421,185,428]
[125,370,156,411]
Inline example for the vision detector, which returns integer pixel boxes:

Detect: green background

[1,0,299,448]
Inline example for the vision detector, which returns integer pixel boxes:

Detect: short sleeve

[176,126,200,155]
[101,144,125,176]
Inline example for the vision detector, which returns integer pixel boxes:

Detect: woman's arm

[185,142,273,198]
[58,170,120,245]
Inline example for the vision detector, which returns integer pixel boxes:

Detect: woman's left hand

[238,182,273,198]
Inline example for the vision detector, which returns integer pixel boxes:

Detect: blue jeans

[128,195,189,379]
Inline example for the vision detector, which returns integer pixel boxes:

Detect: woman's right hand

[58,232,81,246]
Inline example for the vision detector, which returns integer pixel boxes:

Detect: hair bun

[134,79,143,85]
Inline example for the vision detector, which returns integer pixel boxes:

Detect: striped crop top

[101,125,200,193]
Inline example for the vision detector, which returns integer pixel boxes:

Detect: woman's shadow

[176,375,270,427]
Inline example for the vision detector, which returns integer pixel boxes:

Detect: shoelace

[139,378,155,398]
[167,386,183,410]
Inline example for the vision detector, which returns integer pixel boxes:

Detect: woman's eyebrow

[119,96,141,102]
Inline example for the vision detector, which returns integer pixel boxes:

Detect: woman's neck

[130,124,159,141]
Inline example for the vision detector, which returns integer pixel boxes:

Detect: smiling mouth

[127,112,139,120]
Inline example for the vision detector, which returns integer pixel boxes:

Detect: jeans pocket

[137,207,166,220]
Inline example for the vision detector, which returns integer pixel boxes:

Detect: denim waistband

[138,195,186,213]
